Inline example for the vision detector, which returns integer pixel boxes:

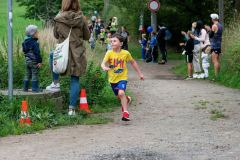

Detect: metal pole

[8,0,13,101]
[151,12,157,32]
[218,0,224,28]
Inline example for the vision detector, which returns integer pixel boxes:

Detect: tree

[16,0,104,24]
[16,0,61,25]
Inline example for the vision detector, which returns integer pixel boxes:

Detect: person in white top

[190,20,211,78]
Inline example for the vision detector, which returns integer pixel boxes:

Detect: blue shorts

[111,80,128,96]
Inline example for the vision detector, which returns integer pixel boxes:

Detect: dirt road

[0,61,240,160]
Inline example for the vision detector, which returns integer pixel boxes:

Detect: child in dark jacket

[139,33,147,61]
[22,25,42,92]
[180,31,194,79]
[146,32,158,63]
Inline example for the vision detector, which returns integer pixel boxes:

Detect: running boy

[22,25,42,92]
[101,33,144,121]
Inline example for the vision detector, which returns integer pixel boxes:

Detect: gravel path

[0,61,240,160]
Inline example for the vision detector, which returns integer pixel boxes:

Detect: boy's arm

[101,60,110,71]
[33,42,42,64]
[130,60,144,80]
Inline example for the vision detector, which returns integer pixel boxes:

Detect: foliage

[0,0,42,38]
[80,0,104,16]
[16,0,61,24]
[0,94,114,137]
[80,61,108,105]
[15,0,104,24]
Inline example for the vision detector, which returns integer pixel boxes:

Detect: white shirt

[195,29,210,49]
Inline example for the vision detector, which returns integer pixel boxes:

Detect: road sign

[148,0,160,12]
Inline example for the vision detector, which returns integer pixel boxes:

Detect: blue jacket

[140,38,147,48]
[149,36,157,48]
[22,36,42,63]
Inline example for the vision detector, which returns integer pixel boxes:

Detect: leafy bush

[81,61,108,105]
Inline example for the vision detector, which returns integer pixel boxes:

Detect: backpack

[164,29,172,41]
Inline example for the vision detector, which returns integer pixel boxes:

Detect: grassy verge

[0,40,120,137]
[0,0,42,39]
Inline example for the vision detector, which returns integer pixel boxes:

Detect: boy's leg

[32,63,41,92]
[23,62,31,91]
[118,90,128,112]
[203,66,209,78]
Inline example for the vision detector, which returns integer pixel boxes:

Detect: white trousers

[193,44,201,73]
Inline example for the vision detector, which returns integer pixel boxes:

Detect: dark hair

[196,20,204,35]
[111,33,124,42]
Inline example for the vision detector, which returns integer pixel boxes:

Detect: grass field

[0,0,42,39]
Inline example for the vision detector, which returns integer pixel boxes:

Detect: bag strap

[67,27,72,38]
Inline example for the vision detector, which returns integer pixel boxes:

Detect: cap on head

[26,25,38,36]
[210,13,219,20]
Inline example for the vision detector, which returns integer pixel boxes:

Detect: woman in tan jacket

[54,0,90,115]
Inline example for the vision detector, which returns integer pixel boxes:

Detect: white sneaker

[46,82,60,91]
[68,109,76,116]
[199,73,205,79]
[193,73,198,79]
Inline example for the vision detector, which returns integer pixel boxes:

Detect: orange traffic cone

[79,89,91,113]
[19,100,31,125]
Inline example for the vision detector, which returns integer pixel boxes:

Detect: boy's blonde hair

[61,0,80,12]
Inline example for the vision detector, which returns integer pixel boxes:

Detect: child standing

[146,32,158,63]
[22,25,42,92]
[99,28,106,46]
[201,46,211,78]
[105,32,112,51]
[139,34,147,61]
[180,31,194,79]
[101,33,144,121]
[89,33,95,50]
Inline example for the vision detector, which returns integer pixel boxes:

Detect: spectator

[22,25,42,92]
[157,24,167,64]
[205,13,223,79]
[120,26,130,50]
[53,0,90,116]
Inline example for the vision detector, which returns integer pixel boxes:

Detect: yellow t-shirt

[103,49,134,83]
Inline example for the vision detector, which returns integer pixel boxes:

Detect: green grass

[210,109,226,121]
[172,53,240,89]
[0,0,42,39]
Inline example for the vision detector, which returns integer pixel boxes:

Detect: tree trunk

[103,0,109,18]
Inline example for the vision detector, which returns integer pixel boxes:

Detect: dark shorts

[185,54,193,63]
[100,38,105,42]
[211,48,221,54]
[111,80,128,96]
